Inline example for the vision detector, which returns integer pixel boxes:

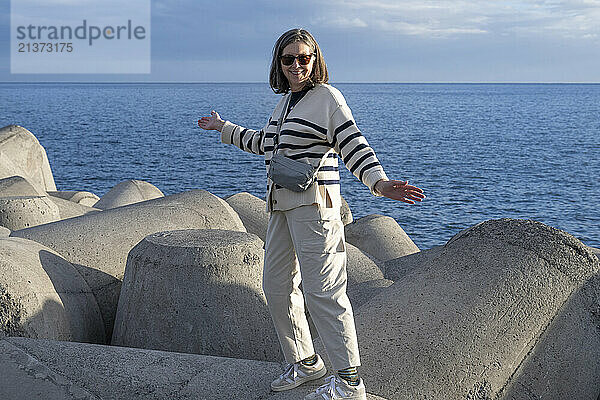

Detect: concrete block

[352,219,600,399]
[384,245,444,281]
[47,195,100,221]
[225,192,268,241]
[0,237,105,343]
[346,242,384,286]
[340,195,353,225]
[12,189,246,341]
[0,175,45,197]
[47,190,100,207]
[0,196,60,230]
[93,179,164,210]
[0,226,9,238]
[344,214,419,264]
[112,229,280,362]
[0,337,388,400]
[0,125,56,192]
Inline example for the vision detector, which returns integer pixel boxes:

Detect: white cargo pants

[263,204,361,371]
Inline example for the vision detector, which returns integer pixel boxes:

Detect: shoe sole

[271,366,328,392]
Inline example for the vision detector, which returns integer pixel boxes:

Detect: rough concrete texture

[0,196,60,230]
[0,237,105,343]
[0,175,45,197]
[498,272,600,400]
[347,278,394,310]
[340,195,353,225]
[344,214,419,263]
[12,190,246,341]
[0,125,56,192]
[93,179,164,210]
[112,229,281,362]
[47,190,100,207]
[47,195,100,221]
[383,245,444,281]
[0,337,387,400]
[345,242,384,285]
[351,219,600,399]
[588,245,599,260]
[225,191,268,241]
[0,226,10,237]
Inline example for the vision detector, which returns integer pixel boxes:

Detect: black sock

[338,367,360,386]
[300,354,318,366]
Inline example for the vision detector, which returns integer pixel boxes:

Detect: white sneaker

[271,355,327,392]
[304,375,367,400]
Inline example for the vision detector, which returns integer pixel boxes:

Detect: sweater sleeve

[328,104,388,196]
[220,120,265,156]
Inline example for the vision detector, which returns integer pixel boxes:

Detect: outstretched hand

[374,179,425,204]
[198,110,225,132]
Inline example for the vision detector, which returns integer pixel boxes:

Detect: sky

[1,0,599,82]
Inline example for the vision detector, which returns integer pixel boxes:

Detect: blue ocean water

[1,82,598,249]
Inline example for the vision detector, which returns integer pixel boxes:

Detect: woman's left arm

[328,104,424,204]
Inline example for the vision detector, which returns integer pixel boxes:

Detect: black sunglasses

[279,54,315,66]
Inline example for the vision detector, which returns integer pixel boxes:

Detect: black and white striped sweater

[220,83,388,212]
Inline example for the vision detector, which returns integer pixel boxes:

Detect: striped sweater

[220,83,388,212]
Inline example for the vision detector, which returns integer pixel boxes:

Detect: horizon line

[1,81,599,85]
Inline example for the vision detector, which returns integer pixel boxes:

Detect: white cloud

[309,0,600,39]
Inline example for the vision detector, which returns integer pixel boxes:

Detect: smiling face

[280,41,315,92]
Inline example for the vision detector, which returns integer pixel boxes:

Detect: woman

[198,28,424,400]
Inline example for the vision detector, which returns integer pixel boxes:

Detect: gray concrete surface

[48,190,100,207]
[93,179,164,210]
[225,191,269,241]
[0,225,10,237]
[351,218,599,399]
[344,214,419,263]
[47,195,100,220]
[0,237,105,343]
[0,196,60,230]
[346,242,384,285]
[0,125,56,192]
[0,175,45,197]
[383,245,444,281]
[12,190,246,341]
[112,229,281,362]
[498,271,600,399]
[0,337,387,400]
[340,195,353,225]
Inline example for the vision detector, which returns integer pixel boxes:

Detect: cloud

[308,0,600,39]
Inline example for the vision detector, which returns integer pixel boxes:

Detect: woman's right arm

[198,110,265,156]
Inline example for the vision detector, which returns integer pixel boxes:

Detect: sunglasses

[279,54,315,66]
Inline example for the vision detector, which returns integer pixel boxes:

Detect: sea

[1,82,598,250]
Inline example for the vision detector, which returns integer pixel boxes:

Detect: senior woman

[198,28,424,400]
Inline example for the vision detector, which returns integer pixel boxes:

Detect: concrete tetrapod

[46,195,100,221]
[0,196,60,230]
[345,242,384,285]
[225,192,268,241]
[0,237,105,343]
[0,175,45,197]
[112,229,281,362]
[344,214,419,265]
[47,190,100,207]
[340,195,353,225]
[93,179,164,210]
[12,190,246,342]
[0,125,56,192]
[0,337,388,400]
[351,218,600,400]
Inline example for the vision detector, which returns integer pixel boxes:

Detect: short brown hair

[269,29,329,94]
